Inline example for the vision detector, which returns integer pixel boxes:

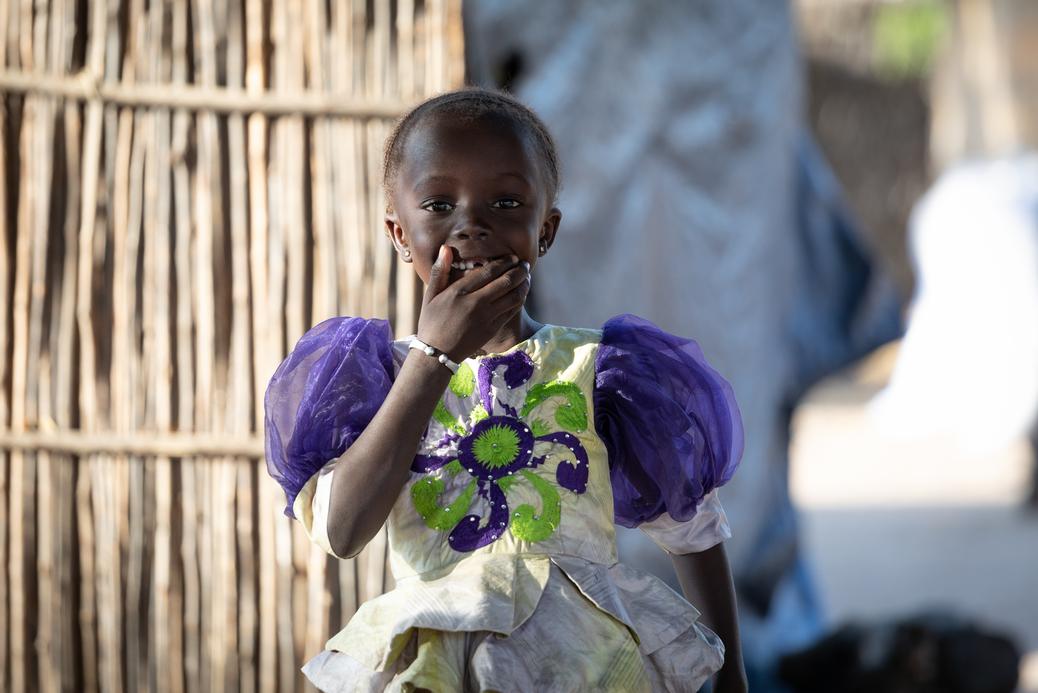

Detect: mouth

[450,257,491,271]
[448,252,510,274]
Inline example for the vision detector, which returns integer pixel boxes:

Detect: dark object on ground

[777,611,1020,693]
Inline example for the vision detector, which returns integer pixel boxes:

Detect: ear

[385,213,413,262]
[538,206,562,256]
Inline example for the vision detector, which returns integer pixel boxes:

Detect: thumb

[423,245,451,304]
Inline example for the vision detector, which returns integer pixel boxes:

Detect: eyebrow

[493,171,532,186]
[413,175,458,190]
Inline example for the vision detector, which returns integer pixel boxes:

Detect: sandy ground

[790,344,1038,690]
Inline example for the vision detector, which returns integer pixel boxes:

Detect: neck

[478,308,542,355]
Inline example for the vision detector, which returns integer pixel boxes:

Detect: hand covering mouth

[449,254,510,271]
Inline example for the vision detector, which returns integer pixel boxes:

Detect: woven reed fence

[0,0,463,691]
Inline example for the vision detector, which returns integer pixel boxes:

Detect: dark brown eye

[422,200,454,213]
[493,199,521,209]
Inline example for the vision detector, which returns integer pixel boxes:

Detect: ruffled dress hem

[304,555,723,693]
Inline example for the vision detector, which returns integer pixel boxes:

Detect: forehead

[397,114,546,190]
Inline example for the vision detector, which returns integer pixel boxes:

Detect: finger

[423,245,452,305]
[448,255,520,295]
[472,263,531,301]
[488,272,531,314]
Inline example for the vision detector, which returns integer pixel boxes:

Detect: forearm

[326,350,452,557]
[671,544,746,692]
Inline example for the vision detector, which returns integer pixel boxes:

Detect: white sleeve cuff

[637,489,731,555]
[291,459,348,559]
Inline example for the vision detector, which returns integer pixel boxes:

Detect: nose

[450,208,492,240]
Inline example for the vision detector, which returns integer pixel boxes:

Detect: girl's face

[385,115,561,287]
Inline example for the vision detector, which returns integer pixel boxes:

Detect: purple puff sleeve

[594,314,744,529]
[264,317,395,517]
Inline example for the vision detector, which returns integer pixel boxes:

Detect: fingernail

[510,255,519,264]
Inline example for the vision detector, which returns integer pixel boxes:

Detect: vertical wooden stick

[9,23,36,687]
[0,89,9,693]
[243,0,278,687]
[0,2,11,686]
[170,2,198,689]
[225,2,258,688]
[187,2,217,689]
[145,1,175,688]
[73,0,110,687]
[109,6,146,681]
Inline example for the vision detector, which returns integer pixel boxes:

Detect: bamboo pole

[74,1,104,442]
[9,12,36,685]
[170,3,199,689]
[52,0,81,685]
[268,1,305,689]
[236,461,258,693]
[333,1,365,319]
[242,1,278,688]
[225,1,258,689]
[327,0,362,625]
[188,0,227,688]
[73,1,109,687]
[0,431,264,457]
[144,1,175,688]
[0,69,411,118]
[0,2,11,687]
[302,1,335,674]
[106,4,145,688]
[0,61,9,693]
[29,4,58,690]
[368,0,392,325]
[305,0,336,323]
[394,0,419,334]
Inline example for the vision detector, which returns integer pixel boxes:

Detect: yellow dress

[265,317,742,692]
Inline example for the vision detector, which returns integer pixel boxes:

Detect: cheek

[405,242,442,284]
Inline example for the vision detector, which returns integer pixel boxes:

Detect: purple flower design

[410,351,590,552]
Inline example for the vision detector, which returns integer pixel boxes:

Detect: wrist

[409,337,461,373]
[402,347,456,384]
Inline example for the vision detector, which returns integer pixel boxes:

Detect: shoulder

[298,315,393,348]
[288,316,393,361]
[267,316,396,395]
[599,313,698,348]
[595,313,709,378]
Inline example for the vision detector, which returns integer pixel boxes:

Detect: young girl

[264,88,747,692]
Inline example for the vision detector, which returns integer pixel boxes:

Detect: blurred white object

[870,154,1038,454]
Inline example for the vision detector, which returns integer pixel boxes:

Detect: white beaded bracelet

[408,337,461,373]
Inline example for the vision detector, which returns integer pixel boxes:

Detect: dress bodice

[384,325,617,578]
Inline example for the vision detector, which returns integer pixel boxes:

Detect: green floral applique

[469,403,489,426]
[433,401,466,436]
[448,362,476,397]
[520,381,588,432]
[471,424,521,469]
[509,471,562,542]
[411,476,477,531]
[529,419,551,438]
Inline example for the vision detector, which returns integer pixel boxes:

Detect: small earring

[538,242,547,256]
[401,248,412,262]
